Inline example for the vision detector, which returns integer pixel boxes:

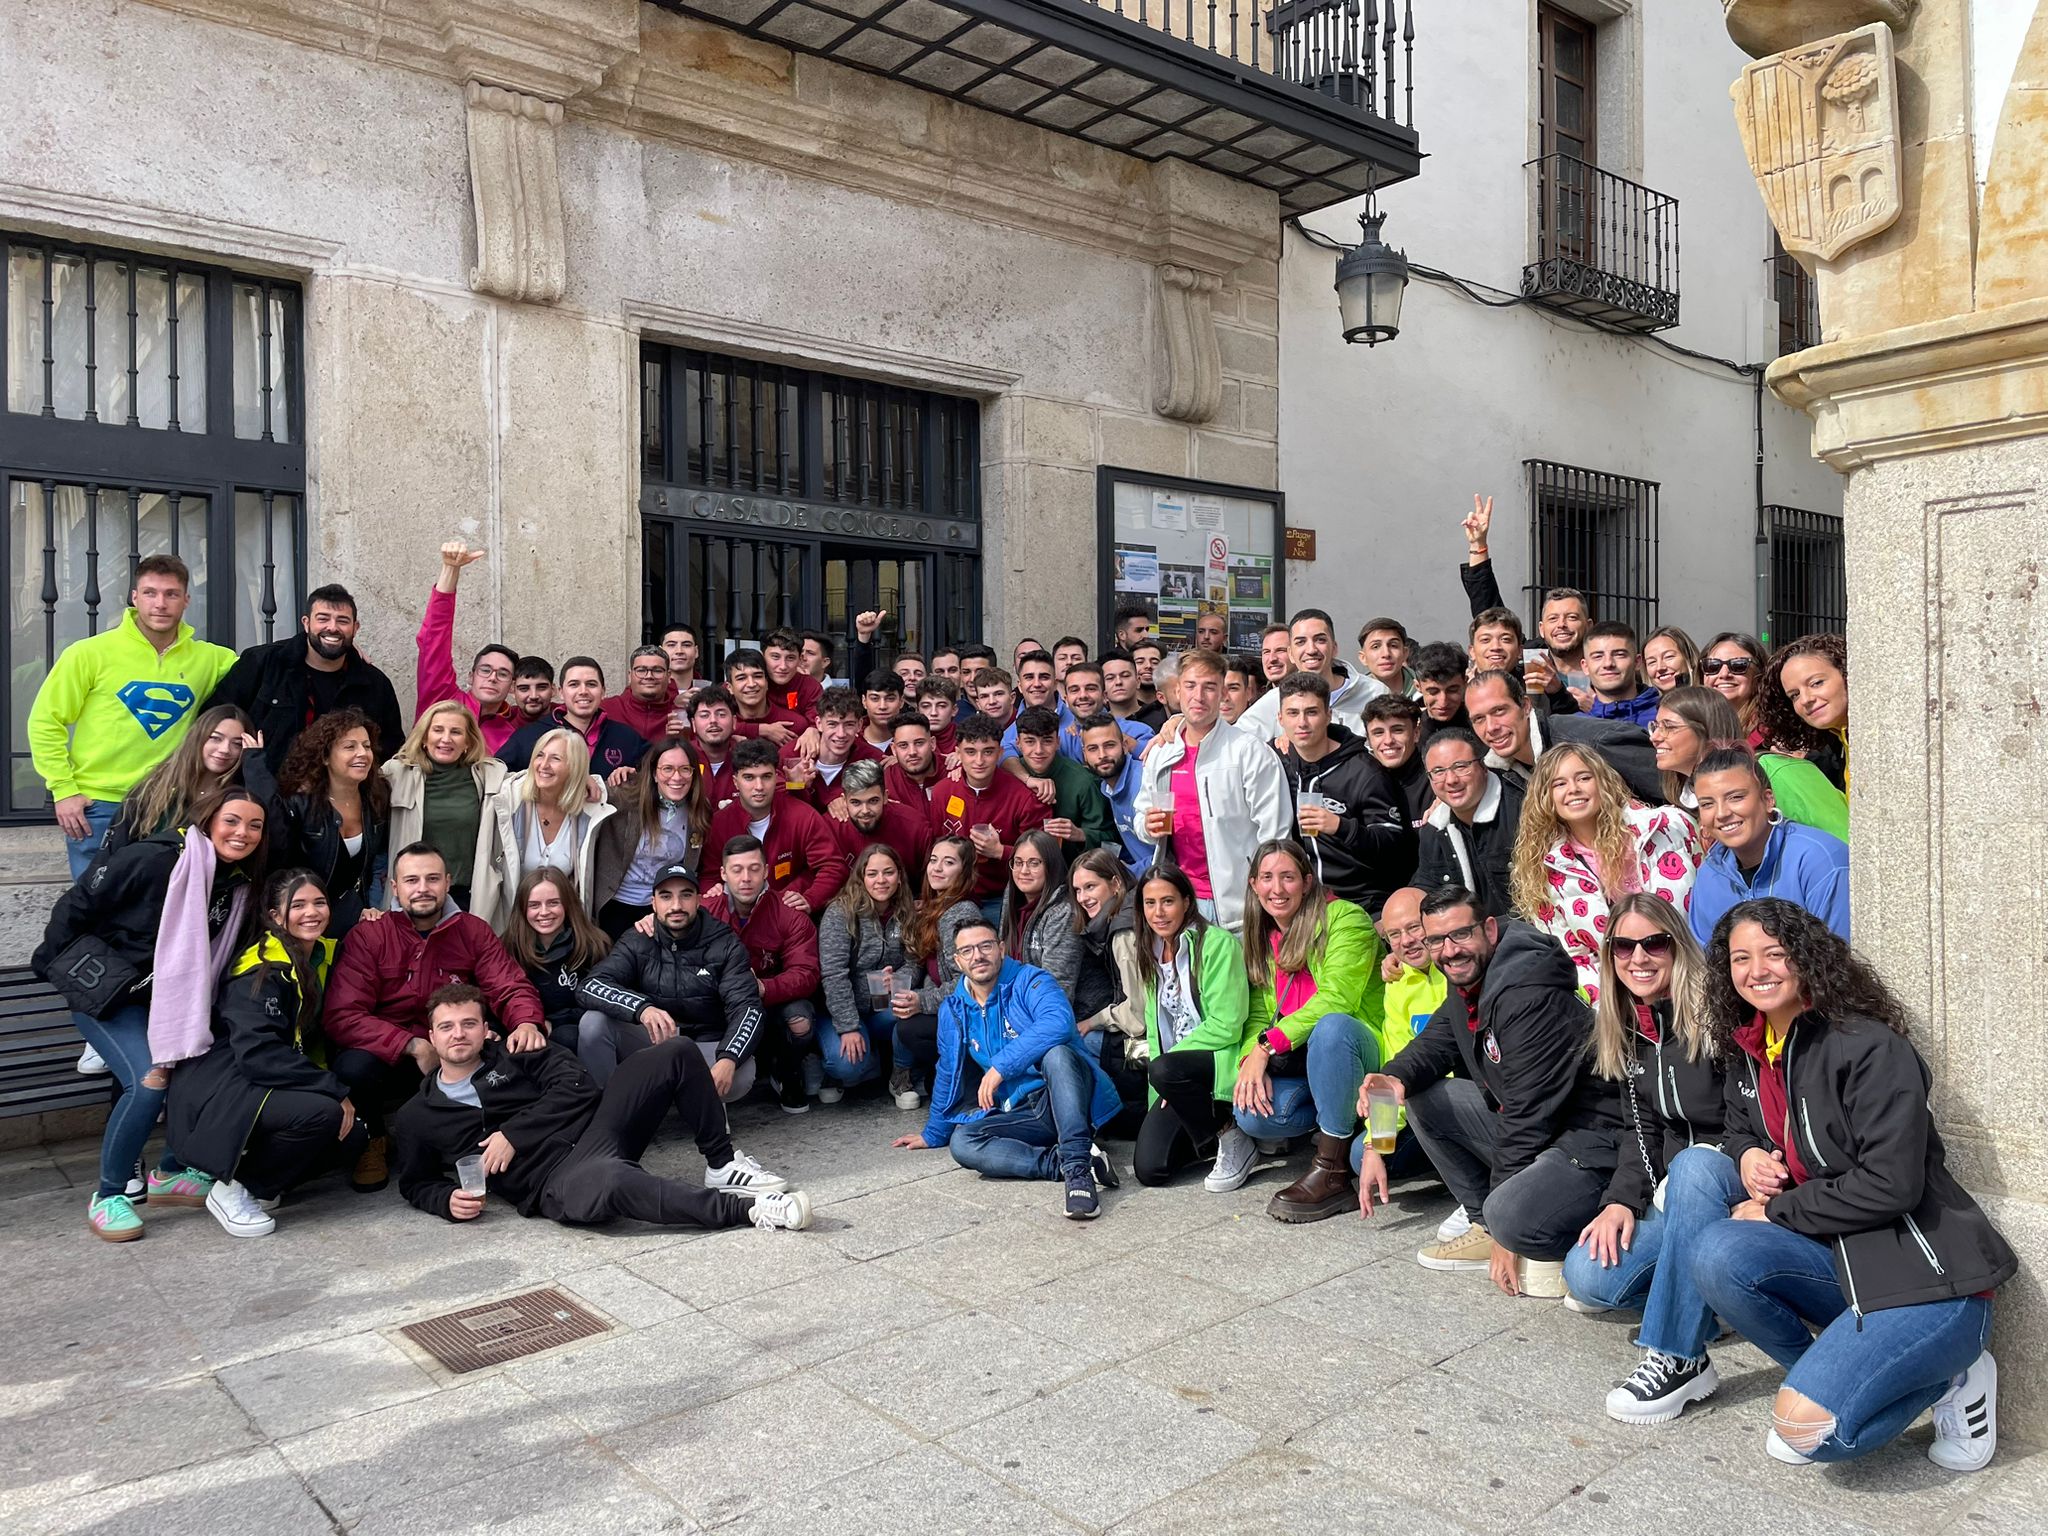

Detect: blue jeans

[818,1014,886,1087]
[1232,1012,1375,1142]
[1692,1215,1993,1462]
[948,1043,1095,1181]
[74,1004,185,1198]
[1636,1145,1746,1361]
[64,798,120,880]
[1564,1203,1667,1310]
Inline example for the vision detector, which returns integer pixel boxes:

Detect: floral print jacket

[1531,803,1704,1002]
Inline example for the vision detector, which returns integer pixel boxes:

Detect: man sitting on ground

[392,984,805,1230]
[1357,888,1622,1300]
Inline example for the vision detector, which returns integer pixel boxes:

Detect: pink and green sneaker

[87,1193,144,1242]
[144,1168,215,1209]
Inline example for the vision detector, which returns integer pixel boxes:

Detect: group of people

[22,498,2013,1475]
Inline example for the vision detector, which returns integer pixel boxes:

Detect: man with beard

[830,760,932,885]
[1464,669,1662,804]
[1079,713,1148,875]
[208,582,403,772]
[885,715,946,811]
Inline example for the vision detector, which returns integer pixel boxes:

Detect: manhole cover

[398,1288,611,1375]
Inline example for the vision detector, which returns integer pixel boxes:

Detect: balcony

[1522,154,1680,332]
[651,0,1423,214]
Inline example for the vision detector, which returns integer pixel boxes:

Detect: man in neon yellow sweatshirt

[27,555,238,878]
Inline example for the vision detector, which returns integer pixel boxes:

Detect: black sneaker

[775,1072,809,1116]
[1064,1171,1100,1221]
[1605,1351,1720,1424]
[1089,1143,1121,1190]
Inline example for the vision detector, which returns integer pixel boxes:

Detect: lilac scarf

[146,827,250,1065]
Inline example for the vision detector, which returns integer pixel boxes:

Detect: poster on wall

[1151,491,1190,531]
[1228,611,1268,650]
[1113,545,1159,595]
[1204,535,1229,604]
[1191,495,1227,533]
[1228,555,1272,608]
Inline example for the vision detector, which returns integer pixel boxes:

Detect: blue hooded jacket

[920,958,1121,1147]
[1688,818,1850,946]
[1096,751,1149,876]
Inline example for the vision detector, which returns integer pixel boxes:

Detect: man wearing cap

[574,863,781,1185]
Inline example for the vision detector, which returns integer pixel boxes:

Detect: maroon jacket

[834,800,934,890]
[785,738,884,815]
[701,888,822,1008]
[706,793,850,910]
[603,683,683,743]
[325,909,545,1064]
[732,701,810,741]
[885,760,943,815]
[928,772,1048,899]
[694,748,736,813]
[769,672,823,725]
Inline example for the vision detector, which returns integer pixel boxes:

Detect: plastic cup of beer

[865,968,894,1007]
[1365,1086,1400,1155]
[456,1155,487,1195]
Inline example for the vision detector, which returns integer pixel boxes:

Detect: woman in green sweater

[1131,862,1250,1188]
[1651,687,1846,841]
[1227,839,1382,1222]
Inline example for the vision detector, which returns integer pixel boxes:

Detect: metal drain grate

[398,1288,611,1375]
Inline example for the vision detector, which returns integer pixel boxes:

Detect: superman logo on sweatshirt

[116,681,197,740]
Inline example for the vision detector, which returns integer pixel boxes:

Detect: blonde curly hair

[1509,743,1640,921]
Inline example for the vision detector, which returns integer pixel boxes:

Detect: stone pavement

[0,1099,2038,1535]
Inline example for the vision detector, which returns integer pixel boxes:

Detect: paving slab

[816,1308,1099,1437]
[1273,1253,1521,1365]
[988,1255,1249,1365]
[1519,1449,1884,1535]
[350,1442,693,1536]
[0,1447,334,1536]
[217,1331,439,1440]
[0,1376,260,1519]
[623,1224,850,1308]
[867,1213,1119,1304]
[713,1445,1084,1536]
[706,1263,959,1367]
[1107,1445,1449,1536]
[507,1310,794,1437]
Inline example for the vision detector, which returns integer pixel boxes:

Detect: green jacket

[1759,753,1848,842]
[1027,751,1120,860]
[1142,923,1252,1103]
[1249,898,1382,1056]
[27,609,237,803]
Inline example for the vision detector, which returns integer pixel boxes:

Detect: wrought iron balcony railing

[1522,153,1680,332]
[653,0,1422,213]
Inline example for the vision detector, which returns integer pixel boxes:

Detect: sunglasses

[1612,934,1675,959]
[1701,657,1756,677]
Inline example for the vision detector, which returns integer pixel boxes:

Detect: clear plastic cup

[456,1155,487,1195]
[865,968,895,1007]
[1366,1086,1400,1154]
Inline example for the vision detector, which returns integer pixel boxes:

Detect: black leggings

[237,1090,369,1199]
[1134,1048,1228,1186]
[893,1011,939,1075]
[538,1038,751,1229]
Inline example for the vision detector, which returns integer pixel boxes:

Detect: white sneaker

[1928,1351,1997,1472]
[704,1149,789,1197]
[76,1043,110,1075]
[1204,1127,1259,1193]
[816,1085,844,1106]
[1254,1137,1287,1156]
[1436,1205,1472,1243]
[748,1190,813,1231]
[1765,1429,1813,1466]
[206,1179,276,1239]
[1561,1292,1612,1315]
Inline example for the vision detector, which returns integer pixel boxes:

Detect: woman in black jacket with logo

[1680,900,2015,1471]
[499,868,611,1054]
[244,709,390,937]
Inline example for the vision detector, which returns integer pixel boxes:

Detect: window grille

[1524,460,1660,639]
[1767,505,1845,643]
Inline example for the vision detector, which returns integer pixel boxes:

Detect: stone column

[1726,0,2048,1434]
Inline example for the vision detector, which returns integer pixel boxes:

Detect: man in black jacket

[576,863,766,1108]
[393,984,801,1227]
[1465,669,1663,804]
[1412,730,1522,919]
[1274,673,1415,916]
[1357,887,1621,1300]
[205,584,404,771]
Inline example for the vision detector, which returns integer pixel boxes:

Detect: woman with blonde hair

[382,700,506,920]
[482,727,613,927]
[1510,744,1702,1002]
[1562,896,1727,1370]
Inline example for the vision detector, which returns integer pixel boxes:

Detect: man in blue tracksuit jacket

[1077,712,1149,876]
[893,919,1121,1219]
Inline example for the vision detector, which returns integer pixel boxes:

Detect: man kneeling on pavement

[1356,886,1621,1297]
[392,982,807,1231]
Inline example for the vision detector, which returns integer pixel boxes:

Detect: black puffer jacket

[576,909,763,1062]
[204,636,404,773]
[1276,726,1416,917]
[1385,920,1621,1189]
[1601,999,1727,1217]
[392,1040,600,1218]
[1724,1010,2017,1314]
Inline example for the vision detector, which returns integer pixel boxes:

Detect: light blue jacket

[920,958,1120,1146]
[1688,819,1850,946]
[1097,752,1148,875]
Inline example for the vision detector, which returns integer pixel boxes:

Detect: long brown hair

[1590,894,1714,1080]
[117,702,251,838]
[499,867,609,972]
[906,834,976,961]
[624,735,709,843]
[278,707,391,818]
[1755,633,1847,759]
[1068,847,1130,935]
[835,843,914,935]
[1510,744,1637,919]
[999,830,1068,952]
[1241,839,1334,988]
[1656,685,1747,804]
[1130,862,1211,994]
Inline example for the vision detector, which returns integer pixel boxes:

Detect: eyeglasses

[473,664,514,681]
[1645,719,1690,739]
[1425,760,1481,781]
[1612,933,1675,959]
[1701,657,1756,677]
[1422,922,1483,951]
[953,939,1002,959]
[630,665,669,678]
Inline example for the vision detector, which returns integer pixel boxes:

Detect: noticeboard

[1097,470,1285,653]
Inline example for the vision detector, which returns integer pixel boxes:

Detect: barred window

[1774,234,1819,356]
[1524,460,1660,638]
[1768,505,1845,642]
[1,230,305,820]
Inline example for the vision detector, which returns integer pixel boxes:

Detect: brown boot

[1267,1132,1356,1223]
[350,1134,390,1193]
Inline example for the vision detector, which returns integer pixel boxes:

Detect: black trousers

[538,1037,752,1229]
[1134,1048,1228,1187]
[892,1011,939,1076]
[237,1090,369,1199]
[334,1048,425,1136]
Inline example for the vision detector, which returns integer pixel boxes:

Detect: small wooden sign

[1283,525,1317,562]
